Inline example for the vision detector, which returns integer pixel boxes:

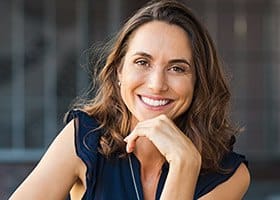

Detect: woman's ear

[117,68,122,84]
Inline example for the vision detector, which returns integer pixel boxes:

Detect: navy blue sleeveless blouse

[66,110,248,200]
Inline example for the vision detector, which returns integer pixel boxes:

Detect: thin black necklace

[128,154,141,200]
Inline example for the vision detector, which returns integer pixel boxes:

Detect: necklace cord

[129,154,141,200]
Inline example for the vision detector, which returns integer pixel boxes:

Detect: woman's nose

[147,69,169,92]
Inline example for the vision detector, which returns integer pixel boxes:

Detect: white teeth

[141,96,169,107]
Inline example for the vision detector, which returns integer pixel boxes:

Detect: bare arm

[160,155,201,200]
[198,163,250,200]
[9,119,84,200]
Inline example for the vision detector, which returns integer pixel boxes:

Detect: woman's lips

[139,95,172,107]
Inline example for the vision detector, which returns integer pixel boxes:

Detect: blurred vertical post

[76,0,89,94]
[233,0,248,149]
[43,0,57,146]
[263,0,280,155]
[204,0,218,45]
[108,0,121,34]
[11,0,25,149]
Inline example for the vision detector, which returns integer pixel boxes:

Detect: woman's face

[118,21,196,127]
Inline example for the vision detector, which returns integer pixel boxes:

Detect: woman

[10,0,250,199]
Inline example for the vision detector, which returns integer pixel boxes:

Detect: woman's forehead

[125,21,192,61]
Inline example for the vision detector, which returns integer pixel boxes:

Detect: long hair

[72,0,239,172]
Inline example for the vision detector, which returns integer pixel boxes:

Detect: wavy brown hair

[73,0,239,172]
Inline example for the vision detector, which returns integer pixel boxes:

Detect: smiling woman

[9,0,250,200]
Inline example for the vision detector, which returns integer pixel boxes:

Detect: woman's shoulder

[65,109,99,127]
[65,109,103,136]
[64,109,103,158]
[219,151,248,170]
[195,151,249,198]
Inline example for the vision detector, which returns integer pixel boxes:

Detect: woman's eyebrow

[169,59,192,67]
[132,51,153,59]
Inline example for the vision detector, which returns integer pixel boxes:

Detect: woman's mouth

[140,95,171,107]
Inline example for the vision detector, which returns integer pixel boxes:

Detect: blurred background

[0,0,279,199]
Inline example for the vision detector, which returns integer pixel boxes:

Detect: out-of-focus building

[0,0,279,199]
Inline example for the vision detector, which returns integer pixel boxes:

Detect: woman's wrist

[160,158,201,200]
[167,150,202,172]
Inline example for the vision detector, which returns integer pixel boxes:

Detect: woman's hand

[124,114,201,199]
[124,114,201,169]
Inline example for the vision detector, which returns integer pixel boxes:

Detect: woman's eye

[170,66,186,73]
[135,59,149,66]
